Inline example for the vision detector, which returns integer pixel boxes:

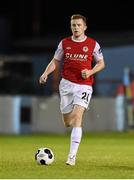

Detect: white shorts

[59,78,93,114]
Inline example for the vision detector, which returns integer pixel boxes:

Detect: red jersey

[54,36,103,85]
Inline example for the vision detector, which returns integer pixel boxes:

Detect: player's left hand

[81,69,92,79]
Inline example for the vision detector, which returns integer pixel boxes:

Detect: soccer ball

[35,147,54,165]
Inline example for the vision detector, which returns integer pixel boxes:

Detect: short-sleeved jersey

[54,36,103,85]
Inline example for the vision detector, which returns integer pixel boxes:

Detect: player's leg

[63,105,85,165]
[59,79,92,165]
[63,104,85,127]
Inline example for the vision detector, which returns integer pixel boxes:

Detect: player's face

[71,19,87,38]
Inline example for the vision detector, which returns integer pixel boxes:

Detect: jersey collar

[71,35,87,42]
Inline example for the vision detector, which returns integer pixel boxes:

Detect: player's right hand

[39,74,48,84]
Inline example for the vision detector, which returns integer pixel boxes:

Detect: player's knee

[71,113,80,121]
[71,113,82,127]
[63,113,82,127]
[63,115,73,127]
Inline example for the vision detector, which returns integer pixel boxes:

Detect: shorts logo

[83,46,88,52]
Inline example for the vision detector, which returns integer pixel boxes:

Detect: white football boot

[66,154,76,166]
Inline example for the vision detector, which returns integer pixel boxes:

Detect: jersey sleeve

[93,41,104,61]
[53,41,64,61]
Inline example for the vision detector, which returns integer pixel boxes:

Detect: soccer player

[39,14,105,165]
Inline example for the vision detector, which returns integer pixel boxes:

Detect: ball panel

[35,147,54,165]
[40,159,47,165]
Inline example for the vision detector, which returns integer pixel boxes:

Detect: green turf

[0,132,134,179]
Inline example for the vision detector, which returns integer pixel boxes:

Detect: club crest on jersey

[83,46,88,52]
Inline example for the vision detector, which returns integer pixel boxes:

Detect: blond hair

[71,14,87,25]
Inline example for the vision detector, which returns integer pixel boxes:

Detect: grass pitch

[0,132,134,179]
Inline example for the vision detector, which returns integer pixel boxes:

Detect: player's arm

[39,58,59,84]
[39,40,63,84]
[81,41,105,79]
[81,59,105,79]
[92,58,105,74]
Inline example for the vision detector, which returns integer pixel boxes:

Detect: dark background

[0,0,133,45]
[0,0,134,95]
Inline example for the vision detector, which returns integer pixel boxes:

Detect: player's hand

[81,69,92,79]
[39,73,48,84]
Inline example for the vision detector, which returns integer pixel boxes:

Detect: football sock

[69,127,82,156]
